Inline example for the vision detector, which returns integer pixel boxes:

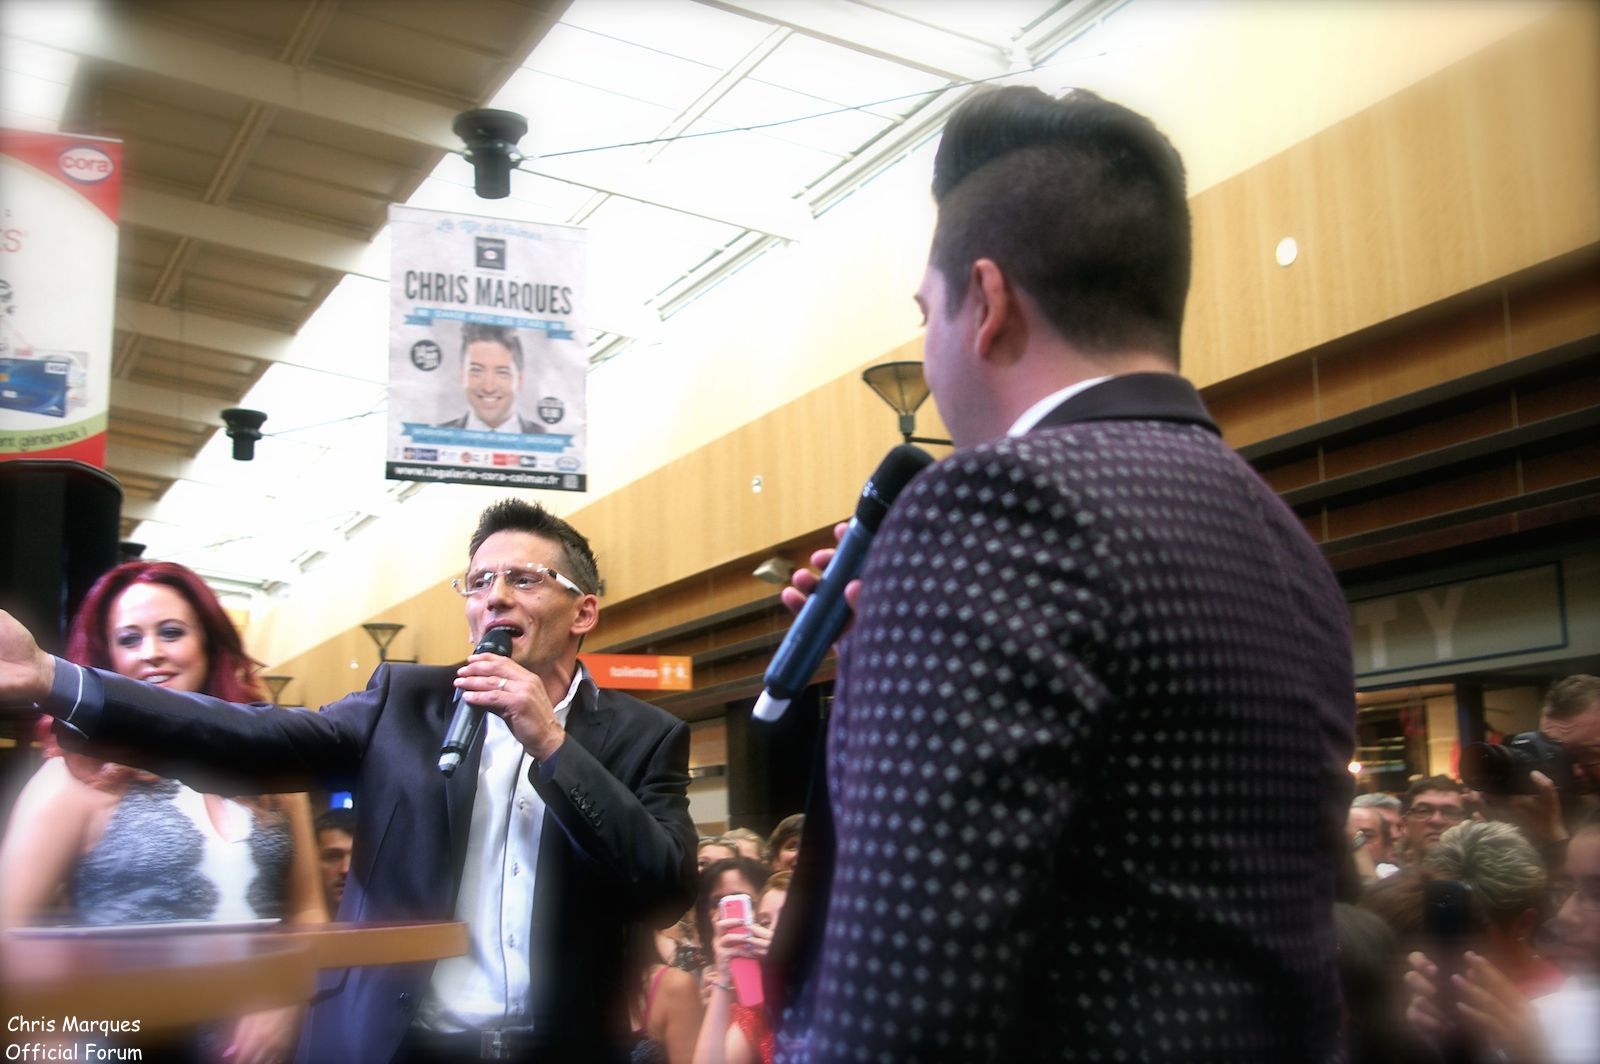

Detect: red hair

[44,561,269,790]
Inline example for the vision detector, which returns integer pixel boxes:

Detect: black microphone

[437,627,514,776]
[753,444,934,722]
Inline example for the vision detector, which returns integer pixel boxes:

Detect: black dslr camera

[1459,731,1572,795]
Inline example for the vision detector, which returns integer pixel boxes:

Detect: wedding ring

[497,677,507,690]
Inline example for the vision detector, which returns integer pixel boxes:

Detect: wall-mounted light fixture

[362,622,406,664]
[862,361,951,446]
[263,675,292,705]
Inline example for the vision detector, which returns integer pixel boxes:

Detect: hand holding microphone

[754,444,933,722]
[438,627,514,775]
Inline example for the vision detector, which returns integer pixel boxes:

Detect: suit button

[397,992,413,1009]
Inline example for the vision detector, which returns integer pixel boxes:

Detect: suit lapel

[443,690,484,901]
[1030,372,1220,435]
[563,674,613,758]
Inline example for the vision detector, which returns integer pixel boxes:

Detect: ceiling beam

[117,299,295,363]
[122,186,371,277]
[695,0,1012,81]
[105,442,199,483]
[111,379,234,426]
[22,11,809,241]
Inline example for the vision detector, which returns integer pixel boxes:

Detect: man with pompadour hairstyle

[771,86,1355,1062]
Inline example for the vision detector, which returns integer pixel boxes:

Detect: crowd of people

[1336,676,1600,1064]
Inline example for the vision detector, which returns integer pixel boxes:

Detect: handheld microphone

[753,444,934,723]
[437,627,515,776]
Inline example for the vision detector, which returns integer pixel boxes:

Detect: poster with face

[386,205,587,490]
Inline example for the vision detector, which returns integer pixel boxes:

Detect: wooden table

[2,921,466,1033]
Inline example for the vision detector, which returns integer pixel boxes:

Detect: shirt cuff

[44,658,103,740]
[533,744,563,783]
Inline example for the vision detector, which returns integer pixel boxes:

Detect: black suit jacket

[58,660,696,1062]
[780,374,1354,1062]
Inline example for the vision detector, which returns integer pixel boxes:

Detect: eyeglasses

[451,564,583,598]
[1405,804,1468,823]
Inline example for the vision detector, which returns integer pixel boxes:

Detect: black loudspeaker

[0,460,123,654]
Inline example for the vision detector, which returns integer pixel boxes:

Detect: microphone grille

[854,444,935,530]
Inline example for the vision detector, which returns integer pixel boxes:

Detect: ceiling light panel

[865,0,1063,45]
[701,77,892,156]
[557,0,773,69]
[493,67,670,162]
[647,118,842,200]
[748,34,949,117]
[523,22,725,112]
[0,36,77,130]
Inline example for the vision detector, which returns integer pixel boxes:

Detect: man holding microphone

[771,86,1356,1061]
[1,499,695,1063]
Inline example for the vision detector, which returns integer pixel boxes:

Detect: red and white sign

[0,129,122,466]
[582,654,693,691]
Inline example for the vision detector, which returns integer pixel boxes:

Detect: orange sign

[583,654,693,691]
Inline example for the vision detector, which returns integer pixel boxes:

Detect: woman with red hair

[0,561,327,1062]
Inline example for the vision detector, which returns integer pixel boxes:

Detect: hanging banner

[0,129,122,466]
[386,205,587,490]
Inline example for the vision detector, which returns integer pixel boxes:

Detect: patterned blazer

[781,373,1354,1062]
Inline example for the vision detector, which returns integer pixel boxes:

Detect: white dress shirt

[462,411,523,433]
[1006,376,1112,437]
[418,668,585,1033]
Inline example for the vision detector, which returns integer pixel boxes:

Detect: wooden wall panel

[1323,464,1520,540]
[1507,262,1600,360]
[1204,359,1317,448]
[1319,400,1514,479]
[1184,3,1600,389]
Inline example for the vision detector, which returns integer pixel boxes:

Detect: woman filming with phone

[692,858,787,1064]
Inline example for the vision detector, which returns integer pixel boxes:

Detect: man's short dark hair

[1543,674,1600,720]
[468,498,600,595]
[929,86,1191,363]
[316,808,355,837]
[1403,775,1466,810]
[460,322,524,372]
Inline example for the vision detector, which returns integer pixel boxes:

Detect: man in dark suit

[1,500,696,1062]
[437,322,545,434]
[774,87,1356,1061]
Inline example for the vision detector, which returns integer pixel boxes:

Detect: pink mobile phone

[717,893,764,1006]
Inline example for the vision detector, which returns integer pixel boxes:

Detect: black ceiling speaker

[453,108,528,199]
[221,407,268,460]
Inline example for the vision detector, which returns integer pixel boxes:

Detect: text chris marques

[6,1016,143,1061]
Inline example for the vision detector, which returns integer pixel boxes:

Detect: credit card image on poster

[0,356,70,417]
[33,350,89,412]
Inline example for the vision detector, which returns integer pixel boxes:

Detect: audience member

[1354,792,1404,849]
[765,815,802,874]
[0,560,326,1063]
[1402,775,1469,862]
[1334,902,1429,1064]
[694,871,791,1064]
[1405,808,1600,1064]
[316,806,355,915]
[1349,802,1399,882]
[722,827,766,865]
[1424,820,1562,996]
[699,837,738,873]
[628,926,704,1064]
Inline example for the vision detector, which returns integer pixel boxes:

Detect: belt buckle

[480,1030,514,1061]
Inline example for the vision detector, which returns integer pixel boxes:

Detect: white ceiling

[0,0,1110,603]
[0,0,1554,612]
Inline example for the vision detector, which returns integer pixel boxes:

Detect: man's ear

[970,258,1021,365]
[570,594,599,638]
